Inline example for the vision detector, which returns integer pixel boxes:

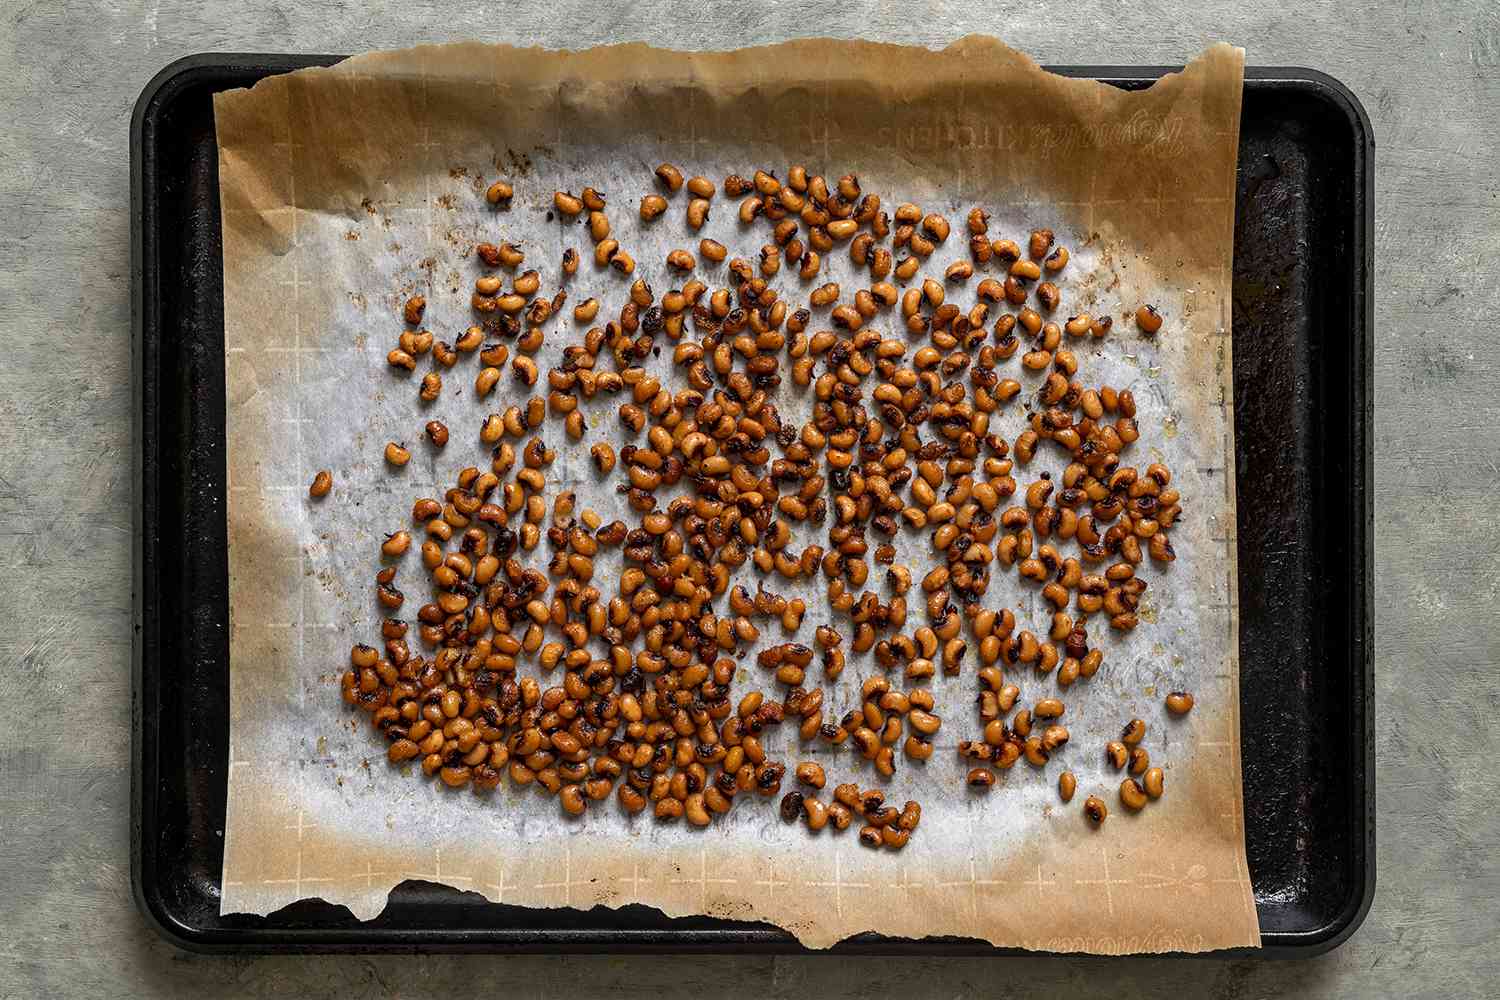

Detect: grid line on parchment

[802,850,869,919]
[670,846,739,912]
[1074,848,1130,917]
[622,861,653,901]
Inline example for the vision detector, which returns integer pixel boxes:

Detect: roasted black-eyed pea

[1084,795,1108,825]
[578,186,606,212]
[1105,740,1128,769]
[1044,245,1070,272]
[1128,746,1150,775]
[381,530,411,557]
[586,210,610,241]
[1034,697,1065,719]
[485,179,514,206]
[1119,777,1148,810]
[1080,649,1103,678]
[1054,770,1077,802]
[795,761,826,789]
[639,194,668,221]
[1136,303,1164,334]
[908,709,940,736]
[654,162,684,192]
[1010,258,1042,282]
[1121,718,1147,745]
[921,213,950,242]
[1028,228,1054,260]
[1143,766,1165,799]
[1012,707,1033,738]
[1166,691,1195,715]
[387,347,416,371]
[384,442,411,466]
[552,190,583,216]
[967,768,996,789]
[1023,736,1049,766]
[418,371,442,402]
[881,825,910,849]
[684,792,711,827]
[570,297,601,324]
[309,469,332,498]
[1038,281,1062,313]
[1041,724,1069,752]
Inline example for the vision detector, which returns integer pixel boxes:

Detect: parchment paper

[215,36,1255,952]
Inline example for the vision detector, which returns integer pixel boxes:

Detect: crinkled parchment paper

[214,36,1256,952]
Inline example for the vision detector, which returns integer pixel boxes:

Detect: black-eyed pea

[1057,658,1080,688]
[640,194,668,221]
[1136,304,1164,334]
[684,792,711,826]
[796,761,826,789]
[560,783,587,815]
[1121,718,1147,745]
[1143,766,1165,799]
[1084,795,1108,825]
[1166,691,1195,715]
[1119,777,1148,810]
[903,735,933,760]
[655,162,684,191]
[309,469,332,498]
[553,191,583,216]
[485,180,513,206]
[1105,740,1128,770]
[1034,698,1065,719]
[573,298,600,323]
[908,709,940,736]
[1013,710,1032,738]
[1058,771,1077,802]
[1128,746,1150,775]
[384,442,411,467]
[1023,736,1049,766]
[803,797,829,831]
[381,530,411,557]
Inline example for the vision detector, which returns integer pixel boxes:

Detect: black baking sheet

[130,55,1374,955]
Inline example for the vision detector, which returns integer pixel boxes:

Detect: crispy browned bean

[485,180,514,206]
[1119,777,1148,810]
[384,442,410,467]
[1084,795,1108,825]
[309,470,332,498]
[640,193,668,221]
[1165,691,1195,715]
[655,163,684,192]
[1058,771,1077,802]
[1143,767,1165,799]
[1136,303,1164,334]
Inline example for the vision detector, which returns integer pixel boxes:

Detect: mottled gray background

[0,0,1490,996]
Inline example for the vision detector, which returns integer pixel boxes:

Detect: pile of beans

[326,161,1195,839]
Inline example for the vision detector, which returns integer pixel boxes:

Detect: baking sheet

[213,36,1256,952]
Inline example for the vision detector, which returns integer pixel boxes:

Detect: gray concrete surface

[0,0,1491,995]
